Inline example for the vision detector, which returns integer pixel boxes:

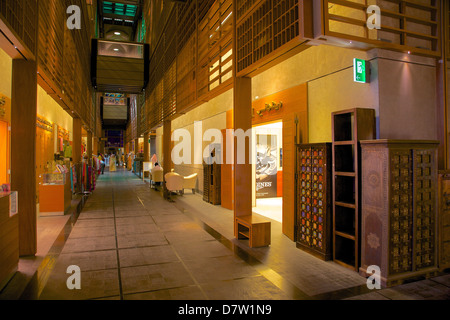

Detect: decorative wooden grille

[236,0,300,74]
[0,0,38,56]
[322,0,441,57]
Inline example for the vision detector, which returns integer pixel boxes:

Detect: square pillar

[134,138,139,154]
[72,118,82,164]
[11,59,37,256]
[144,133,150,162]
[163,120,172,199]
[87,131,93,159]
[233,77,253,228]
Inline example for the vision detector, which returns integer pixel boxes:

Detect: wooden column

[72,118,82,194]
[233,77,253,231]
[72,118,82,164]
[438,0,449,170]
[144,133,150,162]
[144,132,150,178]
[163,120,172,199]
[11,59,37,256]
[87,131,93,159]
[135,138,139,154]
[93,137,98,155]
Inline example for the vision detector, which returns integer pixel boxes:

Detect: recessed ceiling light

[114,32,121,35]
[114,48,119,51]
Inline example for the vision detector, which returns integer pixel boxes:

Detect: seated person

[151,163,163,190]
[153,162,163,171]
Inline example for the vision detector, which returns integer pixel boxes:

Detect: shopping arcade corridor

[4,168,450,300]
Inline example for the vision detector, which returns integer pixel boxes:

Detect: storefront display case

[39,162,72,216]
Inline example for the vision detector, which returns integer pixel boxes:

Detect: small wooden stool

[236,214,271,248]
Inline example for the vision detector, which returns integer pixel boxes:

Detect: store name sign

[253,101,283,118]
[353,58,369,83]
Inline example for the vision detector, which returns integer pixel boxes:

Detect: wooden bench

[235,214,271,248]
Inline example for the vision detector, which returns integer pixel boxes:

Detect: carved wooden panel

[361,140,439,287]
[438,171,450,270]
[203,163,210,202]
[389,150,413,275]
[413,149,437,270]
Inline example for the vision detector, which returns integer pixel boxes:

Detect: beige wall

[164,89,233,193]
[252,45,438,144]
[0,48,12,97]
[376,50,437,140]
[37,85,74,141]
[253,44,379,143]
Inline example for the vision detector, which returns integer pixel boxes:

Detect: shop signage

[253,101,283,118]
[36,116,53,132]
[353,58,369,83]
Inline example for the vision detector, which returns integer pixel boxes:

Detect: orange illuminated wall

[252,83,308,240]
[0,120,9,185]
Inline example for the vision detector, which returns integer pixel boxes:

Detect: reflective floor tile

[118,246,179,267]
[120,262,195,294]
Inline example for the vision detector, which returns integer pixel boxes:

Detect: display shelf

[334,175,356,204]
[332,108,376,272]
[334,144,355,172]
[334,235,356,268]
[335,205,356,237]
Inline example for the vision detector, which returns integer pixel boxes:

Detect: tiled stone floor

[8,168,450,300]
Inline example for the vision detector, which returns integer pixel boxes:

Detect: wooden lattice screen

[236,0,300,75]
[0,0,38,57]
[321,0,441,57]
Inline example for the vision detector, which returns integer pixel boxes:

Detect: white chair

[150,168,164,190]
[183,173,198,194]
[165,172,184,197]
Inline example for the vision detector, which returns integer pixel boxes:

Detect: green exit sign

[353,58,369,83]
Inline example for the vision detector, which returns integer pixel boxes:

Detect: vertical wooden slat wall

[37,0,94,132]
[141,0,306,139]
[143,0,233,136]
